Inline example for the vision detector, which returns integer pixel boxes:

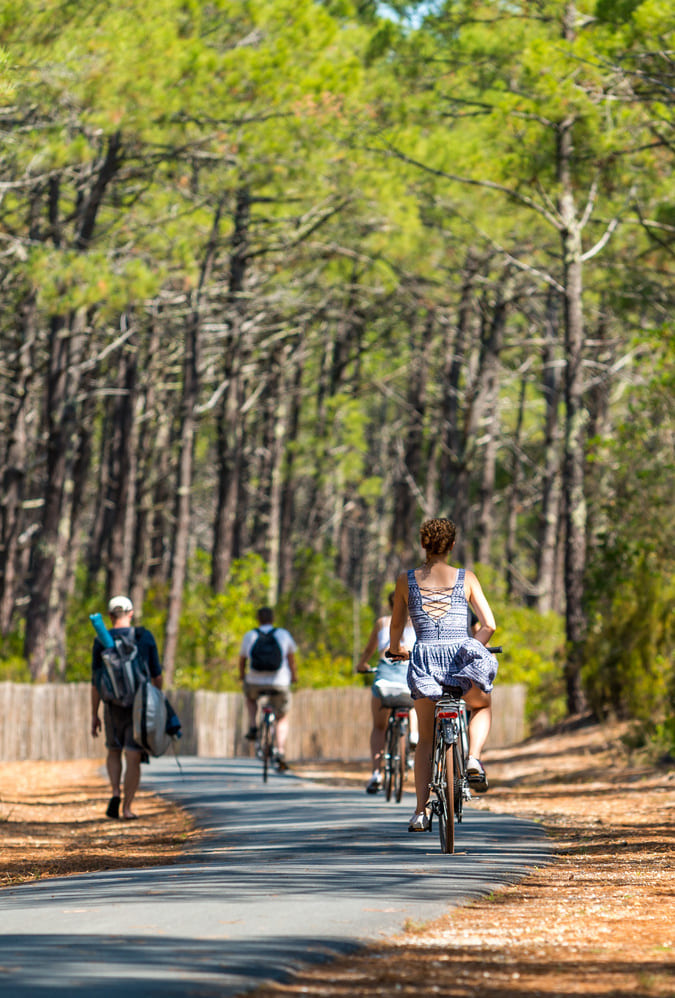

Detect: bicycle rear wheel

[261,718,273,783]
[393,722,405,803]
[383,718,395,801]
[437,743,455,854]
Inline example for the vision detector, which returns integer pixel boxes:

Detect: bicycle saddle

[440,685,464,698]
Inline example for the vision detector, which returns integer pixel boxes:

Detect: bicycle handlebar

[358,645,502,674]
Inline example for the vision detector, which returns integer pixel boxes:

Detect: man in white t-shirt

[239,607,298,770]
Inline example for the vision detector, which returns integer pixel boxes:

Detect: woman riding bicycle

[356,592,417,794]
[387,518,497,832]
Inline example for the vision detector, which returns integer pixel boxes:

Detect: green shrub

[0,630,31,683]
[171,552,270,691]
[582,552,675,723]
[474,564,567,728]
[277,547,374,684]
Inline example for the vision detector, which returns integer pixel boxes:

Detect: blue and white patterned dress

[406,568,497,700]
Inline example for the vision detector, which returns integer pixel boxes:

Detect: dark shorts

[243,683,291,718]
[104,703,142,752]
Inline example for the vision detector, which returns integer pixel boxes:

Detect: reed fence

[1,681,526,763]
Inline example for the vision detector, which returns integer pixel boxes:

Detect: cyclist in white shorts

[356,593,417,794]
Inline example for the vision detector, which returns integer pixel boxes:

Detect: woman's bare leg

[464,686,492,760]
[369,695,388,771]
[275,714,289,756]
[413,698,436,813]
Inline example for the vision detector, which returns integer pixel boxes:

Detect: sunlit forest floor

[280,719,675,998]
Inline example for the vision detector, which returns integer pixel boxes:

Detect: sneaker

[467,756,488,793]
[408,810,430,832]
[365,775,383,795]
[275,755,289,772]
[245,726,259,742]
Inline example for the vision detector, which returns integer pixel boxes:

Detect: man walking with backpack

[90,595,163,820]
[239,607,298,770]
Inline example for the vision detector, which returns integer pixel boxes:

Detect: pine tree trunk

[474,279,510,564]
[106,335,138,597]
[391,313,431,557]
[211,355,245,592]
[559,4,589,713]
[162,313,199,686]
[505,368,528,598]
[438,252,482,562]
[533,292,564,613]
[267,348,297,604]
[163,201,223,681]
[130,318,165,608]
[24,317,78,680]
[278,345,304,593]
[0,301,35,634]
[211,188,250,593]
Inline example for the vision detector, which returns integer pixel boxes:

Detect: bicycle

[363,664,415,803]
[255,695,281,783]
[428,646,502,854]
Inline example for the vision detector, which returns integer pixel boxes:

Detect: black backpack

[249,627,283,672]
[96,627,149,707]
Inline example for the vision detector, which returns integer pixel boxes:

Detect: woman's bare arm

[388,572,410,658]
[464,570,496,645]
[356,619,384,672]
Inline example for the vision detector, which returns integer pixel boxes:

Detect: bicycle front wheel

[453,742,464,823]
[437,744,455,854]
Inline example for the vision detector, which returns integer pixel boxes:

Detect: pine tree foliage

[0,0,671,729]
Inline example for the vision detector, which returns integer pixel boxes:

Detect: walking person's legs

[122,748,142,819]
[105,748,122,818]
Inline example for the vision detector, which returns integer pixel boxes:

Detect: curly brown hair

[420,517,456,555]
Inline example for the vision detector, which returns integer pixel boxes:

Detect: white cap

[108,595,133,614]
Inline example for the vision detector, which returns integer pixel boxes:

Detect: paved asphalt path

[0,757,550,996]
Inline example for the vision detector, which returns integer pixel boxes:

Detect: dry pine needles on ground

[0,758,196,887]
[1,720,674,997]
[281,720,675,998]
